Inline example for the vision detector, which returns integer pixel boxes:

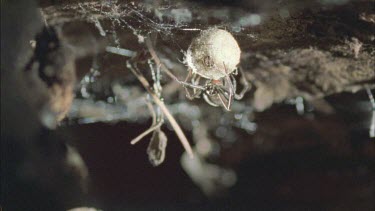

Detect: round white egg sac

[185,28,241,80]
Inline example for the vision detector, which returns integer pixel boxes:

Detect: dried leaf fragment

[147,129,168,166]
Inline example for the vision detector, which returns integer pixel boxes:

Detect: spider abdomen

[185,28,241,80]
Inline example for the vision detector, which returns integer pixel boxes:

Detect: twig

[131,120,164,145]
[130,99,160,145]
[146,99,157,125]
[126,61,194,158]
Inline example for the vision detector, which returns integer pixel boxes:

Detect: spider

[146,28,249,111]
[183,64,249,111]
[182,28,250,111]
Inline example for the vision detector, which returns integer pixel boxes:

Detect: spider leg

[234,67,250,100]
[184,69,196,100]
[231,74,238,97]
[224,74,234,110]
[176,73,206,90]
[217,91,231,111]
[221,62,234,110]
[211,76,234,111]
[192,75,203,97]
[184,69,203,100]
[216,86,233,111]
[203,93,220,107]
[217,86,230,100]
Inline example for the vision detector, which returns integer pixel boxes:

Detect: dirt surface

[41,0,374,108]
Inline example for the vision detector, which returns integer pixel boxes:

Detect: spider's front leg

[203,93,221,107]
[184,69,203,100]
[217,75,235,111]
[202,78,233,111]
